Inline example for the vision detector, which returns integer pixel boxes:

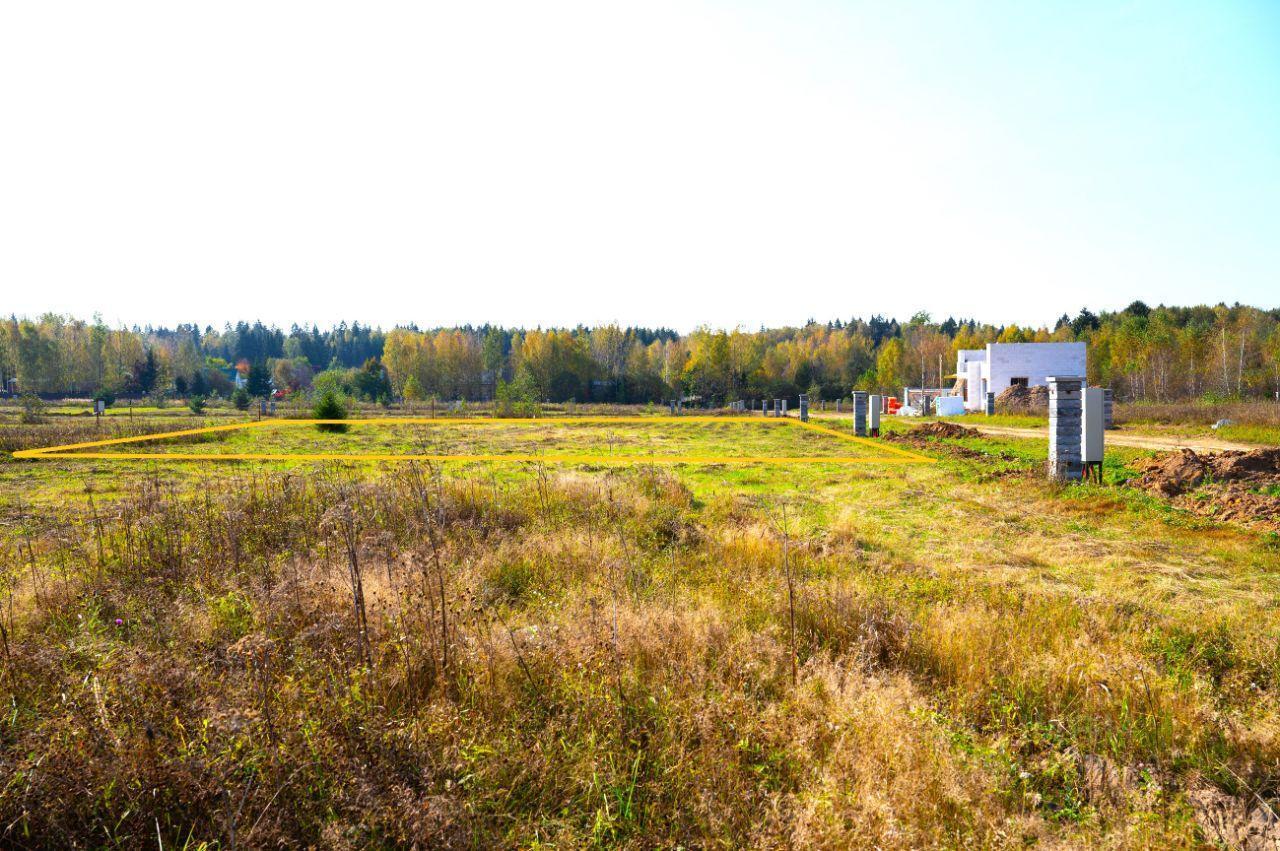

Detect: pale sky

[2,1,1277,332]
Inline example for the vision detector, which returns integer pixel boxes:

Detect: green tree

[482,329,507,376]
[313,390,349,433]
[129,348,159,395]
[353,357,391,402]
[402,374,425,409]
[246,361,272,397]
[875,338,906,392]
[231,387,251,410]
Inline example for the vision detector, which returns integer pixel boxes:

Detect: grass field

[2,410,1279,847]
[15,416,926,464]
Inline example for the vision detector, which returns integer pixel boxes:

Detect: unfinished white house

[957,342,1087,411]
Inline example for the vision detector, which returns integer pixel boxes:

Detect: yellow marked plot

[13,416,933,465]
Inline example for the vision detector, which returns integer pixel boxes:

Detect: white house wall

[986,342,1086,402]
[959,342,1087,410]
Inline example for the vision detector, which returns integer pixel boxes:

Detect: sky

[1,0,1277,332]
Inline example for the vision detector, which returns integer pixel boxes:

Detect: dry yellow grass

[1,416,1277,847]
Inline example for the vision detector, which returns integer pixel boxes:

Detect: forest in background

[3,302,1279,406]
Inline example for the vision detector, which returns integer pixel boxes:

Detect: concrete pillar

[798,394,809,422]
[1103,388,1115,430]
[669,400,677,415]
[1047,376,1084,481]
[985,391,995,416]
[852,391,868,437]
[868,394,881,436]
[781,399,788,417]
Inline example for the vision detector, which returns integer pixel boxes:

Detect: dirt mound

[882,421,989,460]
[1197,485,1280,528]
[1131,447,1280,497]
[1130,449,1211,497]
[1210,448,1280,479]
[995,384,1050,414]
[1129,447,1280,530]
[914,421,977,439]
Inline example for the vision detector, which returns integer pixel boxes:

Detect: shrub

[231,387,251,411]
[494,376,541,418]
[313,390,349,433]
[187,395,206,415]
[19,394,45,424]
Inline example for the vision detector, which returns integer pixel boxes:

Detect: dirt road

[968,424,1261,453]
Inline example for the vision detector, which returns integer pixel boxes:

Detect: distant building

[957,342,1086,411]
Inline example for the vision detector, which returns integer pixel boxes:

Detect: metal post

[1083,386,1105,482]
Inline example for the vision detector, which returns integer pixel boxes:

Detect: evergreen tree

[246,361,272,397]
[313,390,349,432]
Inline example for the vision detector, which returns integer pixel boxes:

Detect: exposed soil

[1130,448,1280,497]
[970,424,1261,454]
[882,421,991,461]
[912,421,978,439]
[1128,447,1280,531]
[995,384,1050,414]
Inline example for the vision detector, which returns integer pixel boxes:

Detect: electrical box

[1082,387,1104,464]
[94,399,105,415]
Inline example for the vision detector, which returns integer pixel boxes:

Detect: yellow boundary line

[13,416,934,465]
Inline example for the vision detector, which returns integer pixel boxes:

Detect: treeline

[2,303,1278,405]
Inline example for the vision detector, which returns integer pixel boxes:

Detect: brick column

[852,391,868,437]
[1047,376,1083,481]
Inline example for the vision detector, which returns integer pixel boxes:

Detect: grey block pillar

[1103,388,1114,430]
[852,391,868,437]
[1047,376,1083,481]
[781,399,788,417]
[868,394,881,435]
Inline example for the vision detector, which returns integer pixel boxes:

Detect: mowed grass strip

[23,416,919,463]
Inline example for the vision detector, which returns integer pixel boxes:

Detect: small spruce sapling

[313,390,349,433]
